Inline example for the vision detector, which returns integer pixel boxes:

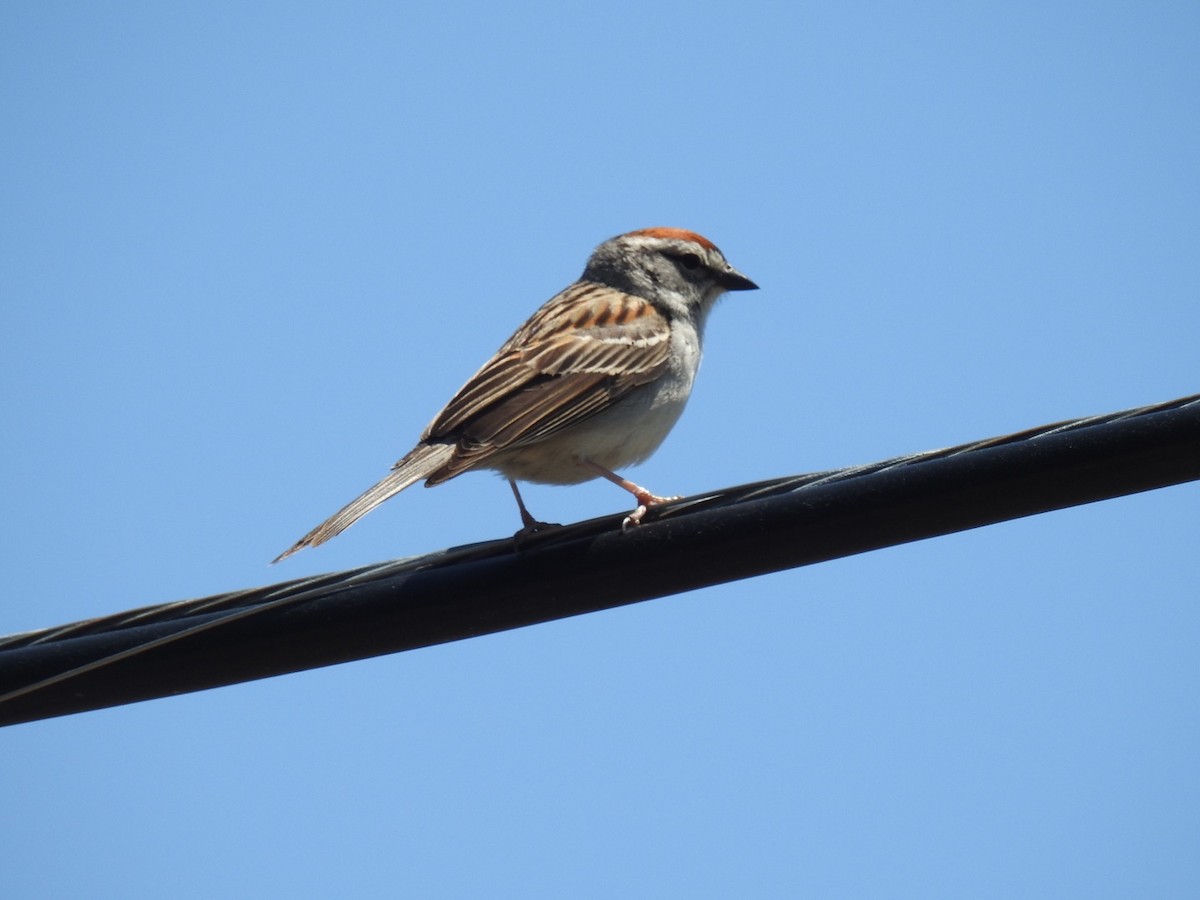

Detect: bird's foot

[620,489,682,530]
[578,460,681,530]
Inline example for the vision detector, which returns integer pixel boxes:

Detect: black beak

[718,265,758,291]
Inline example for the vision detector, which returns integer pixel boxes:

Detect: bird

[273,227,757,562]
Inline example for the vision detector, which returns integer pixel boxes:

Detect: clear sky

[3,2,1198,897]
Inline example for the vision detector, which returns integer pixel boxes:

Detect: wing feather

[415,284,671,480]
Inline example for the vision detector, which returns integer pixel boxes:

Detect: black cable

[1,393,1197,727]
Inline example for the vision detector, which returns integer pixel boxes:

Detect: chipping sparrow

[273,227,757,562]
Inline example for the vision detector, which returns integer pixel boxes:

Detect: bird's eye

[677,253,702,270]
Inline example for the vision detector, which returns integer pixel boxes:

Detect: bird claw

[620,492,682,530]
[515,519,556,536]
[512,519,562,550]
[621,505,648,531]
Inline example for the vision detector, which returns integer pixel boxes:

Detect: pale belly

[488,382,690,483]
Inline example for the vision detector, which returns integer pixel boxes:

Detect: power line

[1,393,1197,727]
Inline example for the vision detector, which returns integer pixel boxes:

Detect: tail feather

[272,442,455,563]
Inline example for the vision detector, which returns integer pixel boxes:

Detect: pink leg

[580,460,680,528]
[508,479,544,531]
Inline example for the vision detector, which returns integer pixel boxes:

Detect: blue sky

[3,2,1198,897]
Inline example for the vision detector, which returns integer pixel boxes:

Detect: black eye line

[670,251,704,271]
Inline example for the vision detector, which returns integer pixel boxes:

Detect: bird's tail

[272,442,455,563]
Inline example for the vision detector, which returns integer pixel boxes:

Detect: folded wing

[416,284,671,483]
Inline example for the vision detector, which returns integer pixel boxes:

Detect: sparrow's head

[581,227,758,319]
